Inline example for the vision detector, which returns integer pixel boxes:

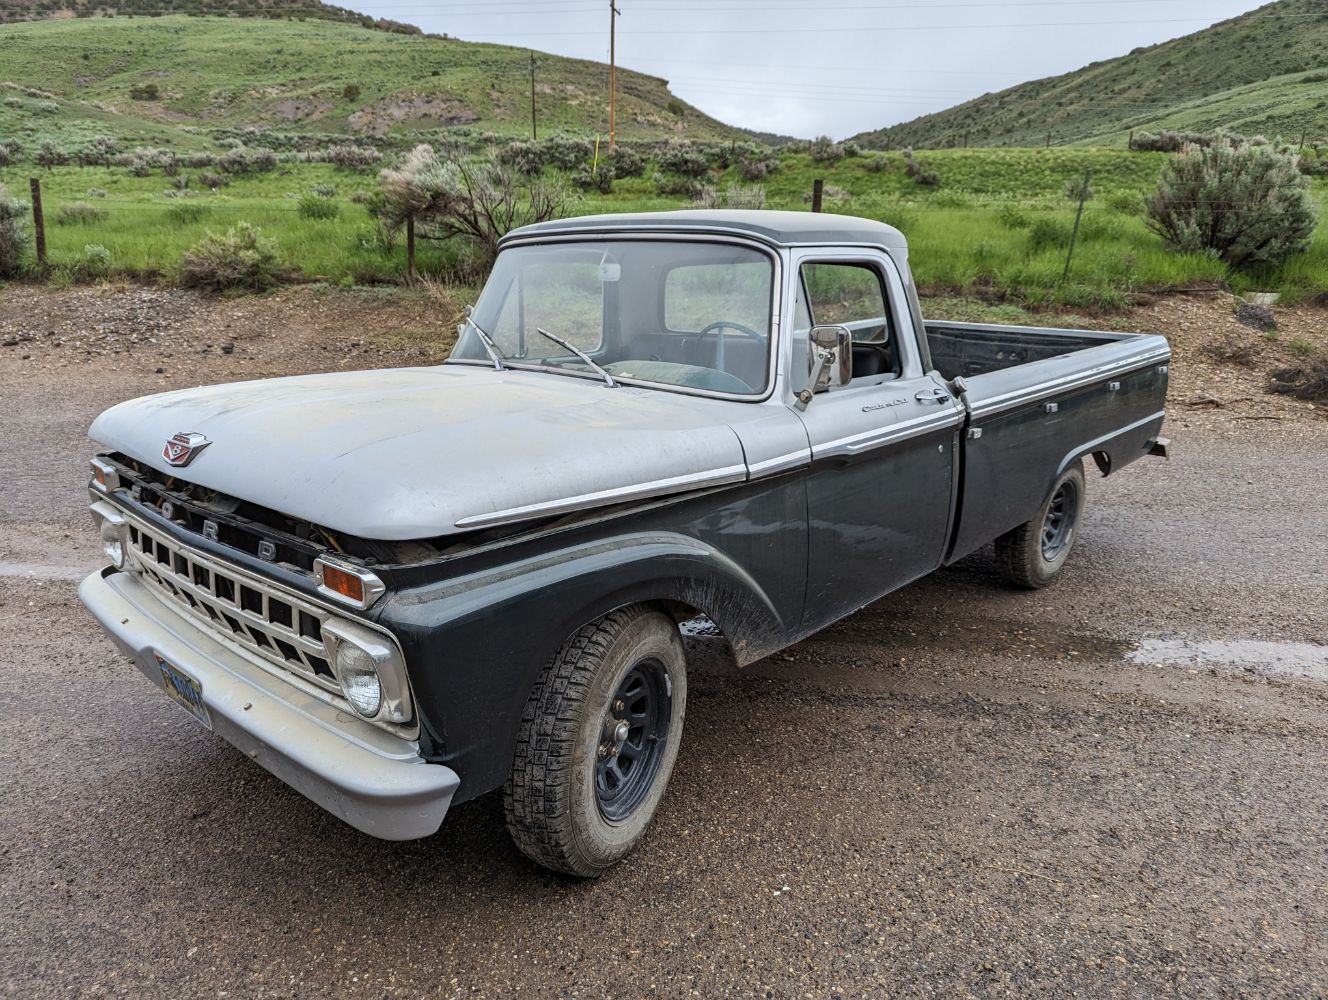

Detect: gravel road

[2,288,1327,998]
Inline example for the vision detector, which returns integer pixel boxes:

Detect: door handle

[914,387,950,403]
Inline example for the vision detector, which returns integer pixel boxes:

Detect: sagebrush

[181,223,284,291]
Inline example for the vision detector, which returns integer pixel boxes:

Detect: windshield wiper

[535,327,617,388]
[462,307,507,371]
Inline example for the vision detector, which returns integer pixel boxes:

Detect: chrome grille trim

[120,511,414,736]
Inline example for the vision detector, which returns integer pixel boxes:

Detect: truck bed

[922,320,1172,564]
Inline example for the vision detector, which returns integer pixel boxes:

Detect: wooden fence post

[406,214,416,283]
[29,177,47,268]
[811,178,824,213]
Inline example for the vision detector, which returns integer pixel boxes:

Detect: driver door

[791,251,963,634]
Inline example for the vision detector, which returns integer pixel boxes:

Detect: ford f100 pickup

[80,210,1171,875]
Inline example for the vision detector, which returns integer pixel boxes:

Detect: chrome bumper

[79,567,459,841]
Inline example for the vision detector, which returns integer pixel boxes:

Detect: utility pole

[608,0,620,149]
[529,50,538,141]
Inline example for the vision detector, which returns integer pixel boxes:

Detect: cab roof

[503,209,909,253]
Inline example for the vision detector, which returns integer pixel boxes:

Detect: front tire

[994,460,1086,589]
[504,605,687,877]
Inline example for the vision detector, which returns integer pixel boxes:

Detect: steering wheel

[695,320,764,374]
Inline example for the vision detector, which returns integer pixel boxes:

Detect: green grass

[855,0,1328,149]
[4,147,1325,306]
[0,14,742,145]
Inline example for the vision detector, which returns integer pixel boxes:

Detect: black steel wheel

[995,460,1087,589]
[595,658,673,822]
[504,605,687,877]
[1040,479,1080,562]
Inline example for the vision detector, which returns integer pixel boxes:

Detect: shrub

[0,143,13,167]
[571,164,614,194]
[323,143,383,169]
[342,83,361,101]
[842,141,862,157]
[129,82,160,100]
[541,135,593,171]
[666,97,685,117]
[76,243,112,279]
[34,141,69,167]
[607,145,645,179]
[903,150,940,186]
[166,202,207,225]
[1105,190,1141,214]
[656,139,709,178]
[86,187,107,199]
[76,136,120,167]
[1027,218,1072,254]
[181,223,284,291]
[199,171,229,189]
[56,202,107,225]
[497,140,545,176]
[219,145,278,174]
[864,154,890,174]
[1145,136,1316,269]
[807,135,845,162]
[378,144,566,276]
[996,205,1033,229]
[185,152,217,169]
[0,183,27,277]
[312,184,337,198]
[297,192,340,219]
[653,171,701,198]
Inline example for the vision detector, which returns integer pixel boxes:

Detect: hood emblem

[163,431,211,467]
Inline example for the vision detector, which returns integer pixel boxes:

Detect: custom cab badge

[163,431,211,467]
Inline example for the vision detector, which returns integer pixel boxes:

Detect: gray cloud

[357,0,1271,138]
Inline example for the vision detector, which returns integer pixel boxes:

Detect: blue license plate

[154,653,212,730]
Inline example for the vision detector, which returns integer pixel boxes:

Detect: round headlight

[334,641,382,718]
[99,520,125,569]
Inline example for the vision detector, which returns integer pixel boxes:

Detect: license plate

[154,653,212,730]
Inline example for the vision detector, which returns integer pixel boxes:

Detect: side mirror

[797,325,853,409]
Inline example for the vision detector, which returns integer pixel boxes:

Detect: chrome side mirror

[796,325,853,409]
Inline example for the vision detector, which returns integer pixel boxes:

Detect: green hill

[852,0,1328,149]
[0,13,745,149]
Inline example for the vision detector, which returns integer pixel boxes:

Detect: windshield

[449,239,775,396]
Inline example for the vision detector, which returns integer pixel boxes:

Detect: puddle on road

[1130,638,1328,681]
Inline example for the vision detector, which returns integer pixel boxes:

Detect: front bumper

[79,567,459,840]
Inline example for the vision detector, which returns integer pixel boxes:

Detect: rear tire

[995,460,1086,589]
[504,605,687,877]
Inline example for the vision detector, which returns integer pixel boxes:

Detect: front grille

[126,515,343,698]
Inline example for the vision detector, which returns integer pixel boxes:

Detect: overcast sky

[348,0,1273,138]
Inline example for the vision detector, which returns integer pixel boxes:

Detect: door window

[799,261,899,381]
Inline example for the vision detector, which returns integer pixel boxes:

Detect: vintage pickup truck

[80,211,1170,875]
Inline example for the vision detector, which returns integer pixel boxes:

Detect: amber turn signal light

[313,557,386,610]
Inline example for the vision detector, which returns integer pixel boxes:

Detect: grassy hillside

[0,14,744,145]
[854,0,1328,149]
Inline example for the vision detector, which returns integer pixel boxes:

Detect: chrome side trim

[746,448,812,479]
[814,409,961,460]
[454,463,750,530]
[967,346,1171,420]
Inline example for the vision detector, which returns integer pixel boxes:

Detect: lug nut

[609,745,620,757]
[597,744,609,759]
[613,699,625,712]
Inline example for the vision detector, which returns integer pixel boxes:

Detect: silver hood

[89,365,755,540]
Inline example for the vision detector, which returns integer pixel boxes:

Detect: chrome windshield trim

[454,463,750,530]
[452,233,784,404]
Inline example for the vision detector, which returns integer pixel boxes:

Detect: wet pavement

[3,361,1328,998]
